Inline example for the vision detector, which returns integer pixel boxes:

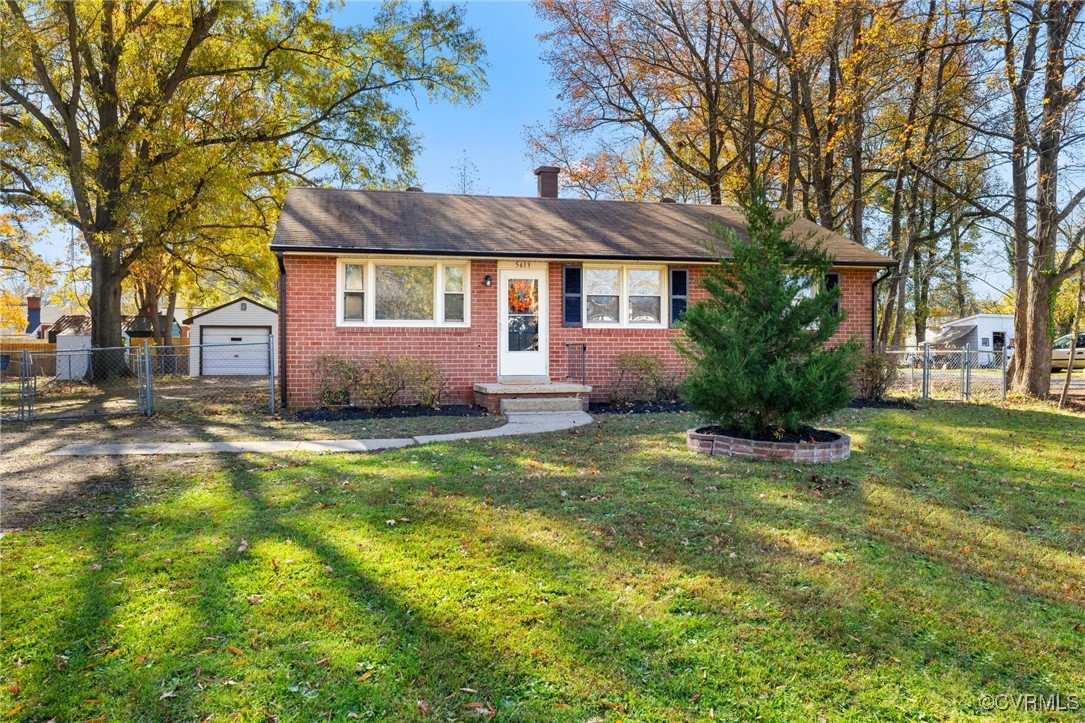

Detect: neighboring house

[270,166,895,409]
[183,297,278,376]
[0,296,79,339]
[928,313,1014,353]
[47,314,184,344]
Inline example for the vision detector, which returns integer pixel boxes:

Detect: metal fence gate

[884,344,1006,402]
[0,340,275,422]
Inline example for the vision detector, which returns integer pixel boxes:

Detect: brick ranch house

[272,167,894,411]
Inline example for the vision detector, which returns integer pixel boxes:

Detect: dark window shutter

[825,272,840,315]
[563,265,582,327]
[669,268,689,327]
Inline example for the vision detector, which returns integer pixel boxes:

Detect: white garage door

[201,328,270,375]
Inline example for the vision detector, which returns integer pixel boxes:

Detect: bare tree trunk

[1058,266,1084,408]
[785,74,800,211]
[950,222,967,316]
[880,0,937,344]
[1012,1,1079,395]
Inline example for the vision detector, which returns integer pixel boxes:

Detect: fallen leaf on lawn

[4,702,25,718]
[460,688,476,693]
[84,699,102,705]
[324,566,333,574]
[159,690,176,700]
[417,699,432,716]
[104,649,122,659]
[195,649,213,656]
[348,714,362,720]
[6,684,18,696]
[247,595,262,605]
[89,563,102,572]
[315,657,329,667]
[227,645,244,656]
[463,702,496,719]
[237,540,249,553]
[603,701,626,713]
[357,669,375,682]
[231,659,246,667]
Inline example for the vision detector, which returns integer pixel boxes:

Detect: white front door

[498,265,548,378]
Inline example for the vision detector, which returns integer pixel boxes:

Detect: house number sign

[514,261,532,268]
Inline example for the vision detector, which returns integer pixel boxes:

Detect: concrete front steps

[498,397,585,413]
[473,381,592,414]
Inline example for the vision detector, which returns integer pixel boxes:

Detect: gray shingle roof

[271,188,895,267]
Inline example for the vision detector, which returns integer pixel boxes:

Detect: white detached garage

[184,297,278,377]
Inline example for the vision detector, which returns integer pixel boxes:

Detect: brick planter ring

[687,428,850,464]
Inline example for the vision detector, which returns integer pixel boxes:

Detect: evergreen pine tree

[677,184,860,437]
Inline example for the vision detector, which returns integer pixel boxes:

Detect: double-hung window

[585,268,620,323]
[627,268,663,324]
[342,263,366,321]
[337,259,469,326]
[582,265,666,327]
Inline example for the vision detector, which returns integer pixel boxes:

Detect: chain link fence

[0,340,274,422]
[884,344,1006,402]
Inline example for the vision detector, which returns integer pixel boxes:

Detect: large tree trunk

[1019,273,1057,396]
[87,242,129,381]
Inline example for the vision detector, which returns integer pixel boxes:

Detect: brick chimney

[533,166,560,199]
[25,295,41,335]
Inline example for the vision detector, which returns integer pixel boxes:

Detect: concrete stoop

[499,396,585,413]
[473,381,592,414]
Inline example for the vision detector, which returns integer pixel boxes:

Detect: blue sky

[338,0,554,196]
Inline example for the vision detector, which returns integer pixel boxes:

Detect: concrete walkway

[47,411,594,457]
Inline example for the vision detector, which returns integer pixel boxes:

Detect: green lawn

[2,403,1083,721]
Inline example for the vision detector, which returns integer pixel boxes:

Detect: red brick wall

[281,255,877,408]
[549,265,876,399]
[282,256,498,408]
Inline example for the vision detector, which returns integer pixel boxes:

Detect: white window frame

[336,257,471,328]
[582,263,667,329]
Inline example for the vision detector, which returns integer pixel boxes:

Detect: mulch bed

[591,398,916,415]
[588,400,691,414]
[294,404,489,422]
[848,398,917,410]
[695,425,842,444]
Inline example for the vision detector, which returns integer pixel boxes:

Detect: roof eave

[270,244,896,268]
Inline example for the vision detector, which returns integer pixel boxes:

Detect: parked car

[1051,333,1085,371]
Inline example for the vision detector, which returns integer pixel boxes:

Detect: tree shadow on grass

[3,460,138,719]
[350,422,1083,717]
[832,402,1085,555]
[5,403,1083,720]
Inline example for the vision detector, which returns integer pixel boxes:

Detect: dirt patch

[0,420,201,530]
